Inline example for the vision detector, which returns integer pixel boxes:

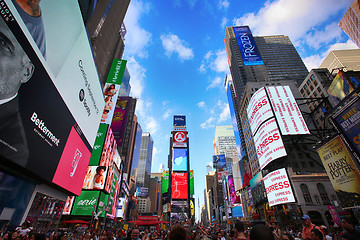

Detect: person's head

[342,217,357,232]
[29,233,46,240]
[0,17,34,100]
[131,228,140,240]
[281,233,294,240]
[250,224,274,240]
[271,223,277,229]
[310,228,323,240]
[169,225,187,240]
[301,215,312,227]
[96,166,106,175]
[234,220,245,234]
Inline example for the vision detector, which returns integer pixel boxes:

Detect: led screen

[111,97,131,148]
[62,196,75,215]
[263,168,295,207]
[232,205,244,218]
[190,170,194,195]
[213,154,226,172]
[228,175,240,204]
[71,191,100,216]
[173,149,188,171]
[173,115,186,128]
[82,166,109,190]
[136,187,149,197]
[172,172,188,199]
[162,171,169,193]
[173,131,187,148]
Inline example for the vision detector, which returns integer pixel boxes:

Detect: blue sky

[122,0,357,221]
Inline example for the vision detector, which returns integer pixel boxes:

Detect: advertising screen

[173,148,188,171]
[89,124,108,165]
[190,170,194,195]
[0,1,105,195]
[111,97,131,148]
[108,174,120,217]
[266,86,309,135]
[253,118,287,170]
[116,197,127,219]
[136,187,149,197]
[228,175,240,204]
[328,70,356,105]
[89,125,117,166]
[213,154,226,172]
[233,26,264,66]
[263,168,295,207]
[247,88,274,135]
[62,196,75,215]
[97,191,109,218]
[82,166,109,190]
[332,98,360,159]
[104,167,114,194]
[250,172,266,205]
[173,115,186,128]
[172,172,188,199]
[232,205,244,218]
[173,131,187,148]
[162,171,169,193]
[71,191,100,216]
[318,136,360,208]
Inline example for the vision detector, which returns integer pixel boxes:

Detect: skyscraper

[214,126,239,161]
[319,49,360,74]
[136,132,154,188]
[339,0,360,48]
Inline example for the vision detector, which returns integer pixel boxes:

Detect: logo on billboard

[173,115,186,129]
[173,131,187,147]
[70,149,82,177]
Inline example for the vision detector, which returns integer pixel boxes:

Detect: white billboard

[247,87,274,134]
[266,86,309,135]
[253,118,287,170]
[263,168,296,207]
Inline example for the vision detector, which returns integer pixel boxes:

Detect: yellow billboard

[318,136,360,208]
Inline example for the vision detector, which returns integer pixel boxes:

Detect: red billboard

[172,172,188,199]
[173,131,187,148]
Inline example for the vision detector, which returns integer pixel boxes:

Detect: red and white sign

[247,87,274,135]
[253,118,287,170]
[173,131,187,148]
[263,168,295,207]
[266,86,309,135]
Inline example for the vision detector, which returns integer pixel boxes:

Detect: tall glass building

[136,132,154,188]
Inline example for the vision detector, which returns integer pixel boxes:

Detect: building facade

[339,0,360,48]
[319,49,360,74]
[136,133,154,188]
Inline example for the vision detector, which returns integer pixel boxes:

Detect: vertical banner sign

[88,124,108,165]
[190,170,194,195]
[228,175,240,204]
[332,98,360,161]
[233,26,264,66]
[263,168,295,207]
[162,171,169,193]
[318,136,360,209]
[266,86,309,135]
[111,97,131,148]
[328,205,341,226]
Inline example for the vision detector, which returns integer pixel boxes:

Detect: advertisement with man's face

[0,0,104,195]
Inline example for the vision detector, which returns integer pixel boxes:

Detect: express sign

[173,131,187,147]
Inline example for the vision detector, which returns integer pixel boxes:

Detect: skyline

[122,0,358,221]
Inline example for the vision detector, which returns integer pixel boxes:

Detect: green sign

[106,59,127,85]
[89,124,108,165]
[162,171,169,193]
[71,191,100,216]
[98,192,109,218]
[190,170,194,195]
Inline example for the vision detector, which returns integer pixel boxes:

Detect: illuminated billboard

[62,196,75,215]
[328,70,357,105]
[247,87,274,134]
[116,197,128,219]
[266,86,309,135]
[213,154,226,172]
[162,171,169,193]
[190,170,194,195]
[318,136,360,208]
[0,1,105,195]
[173,115,186,128]
[172,172,188,199]
[250,172,266,205]
[263,168,295,207]
[71,191,100,216]
[111,97,132,148]
[136,187,149,197]
[89,124,117,166]
[173,131,187,148]
[253,118,287,170]
[228,175,240,204]
[173,148,188,171]
[82,166,109,190]
[233,26,264,66]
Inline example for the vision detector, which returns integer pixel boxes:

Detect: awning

[61,220,91,225]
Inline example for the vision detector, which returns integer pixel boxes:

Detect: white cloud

[160,33,194,60]
[199,51,213,73]
[200,117,215,129]
[145,116,160,134]
[233,0,351,44]
[221,17,228,29]
[162,109,172,120]
[303,54,323,71]
[326,39,358,53]
[219,0,229,9]
[211,49,229,73]
[197,101,206,108]
[206,76,223,90]
[124,0,152,58]
[305,22,343,49]
[128,57,146,99]
[162,100,169,106]
[218,102,230,123]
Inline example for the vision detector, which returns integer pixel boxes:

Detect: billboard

[233,26,264,66]
[190,170,194,195]
[116,197,128,219]
[108,174,120,217]
[263,168,295,207]
[0,0,105,195]
[250,172,267,205]
[111,97,132,148]
[82,166,109,190]
[213,154,226,172]
[89,124,117,166]
[172,172,188,199]
[228,175,240,204]
[247,87,274,135]
[173,148,188,171]
[266,86,309,135]
[317,136,360,209]
[253,118,287,170]
[332,98,360,160]
[173,115,186,128]
[71,191,100,216]
[232,205,244,218]
[136,187,149,197]
[62,196,75,215]
[162,171,169,193]
[173,131,187,148]
[328,70,357,105]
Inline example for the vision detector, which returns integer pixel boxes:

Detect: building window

[293,162,299,168]
[310,85,314,91]
[314,80,318,86]
[301,184,313,203]
[307,79,311,85]
[310,75,315,80]
[317,183,331,205]
[301,162,307,168]
[314,195,321,205]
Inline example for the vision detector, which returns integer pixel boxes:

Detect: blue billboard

[233,26,264,66]
[213,154,226,172]
[173,115,186,128]
[136,187,149,197]
[173,148,188,171]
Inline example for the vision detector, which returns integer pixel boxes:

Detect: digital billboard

[233,26,264,66]
[332,97,360,160]
[173,115,186,128]
[266,86,309,135]
[111,97,131,148]
[173,131,187,148]
[247,87,274,135]
[116,197,128,219]
[108,174,120,217]
[263,168,295,207]
[250,172,266,205]
[228,175,240,204]
[89,125,117,166]
[136,187,149,197]
[71,191,100,216]
[232,205,244,218]
[213,154,226,172]
[162,171,169,193]
[173,148,188,171]
[82,166,109,190]
[172,172,188,199]
[318,136,360,209]
[0,0,105,195]
[253,118,287,170]
[328,70,357,105]
[62,196,75,215]
[190,170,194,195]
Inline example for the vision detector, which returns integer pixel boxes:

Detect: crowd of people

[1,215,360,240]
